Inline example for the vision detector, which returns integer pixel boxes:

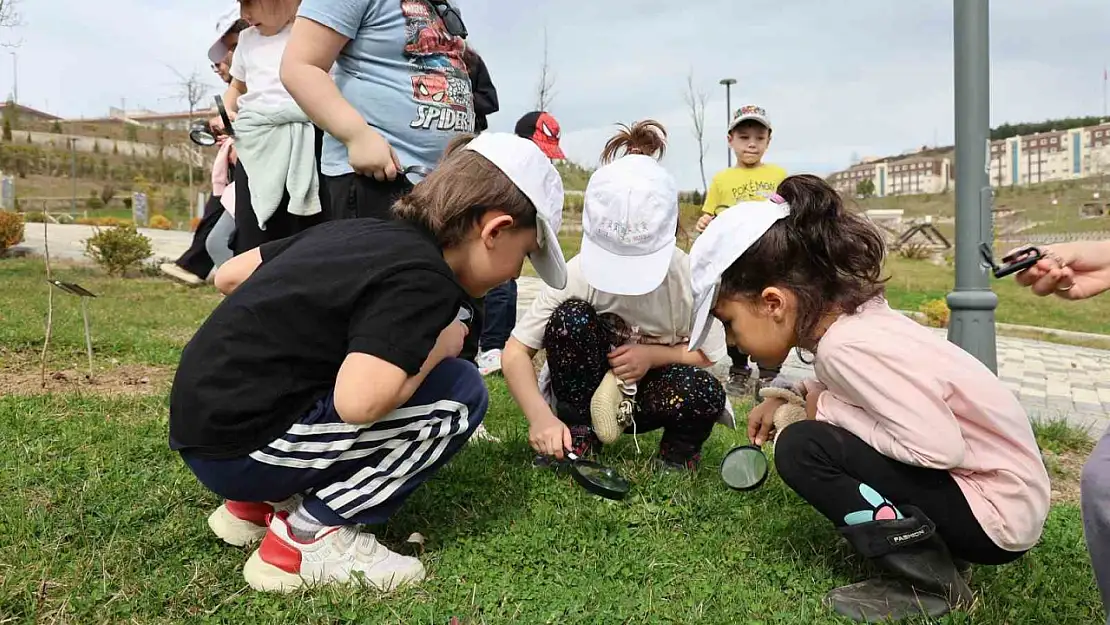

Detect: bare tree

[0,0,22,47]
[534,27,556,111]
[684,71,709,193]
[169,67,214,205]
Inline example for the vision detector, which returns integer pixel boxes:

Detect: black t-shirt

[169,219,466,459]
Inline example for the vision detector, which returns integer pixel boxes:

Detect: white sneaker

[159,262,204,286]
[242,512,426,593]
[476,349,502,376]
[207,496,301,547]
[469,422,501,443]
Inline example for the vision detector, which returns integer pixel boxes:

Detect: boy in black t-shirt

[170,133,568,593]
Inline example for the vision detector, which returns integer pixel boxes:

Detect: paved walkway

[517,277,1110,435]
[11,225,1110,433]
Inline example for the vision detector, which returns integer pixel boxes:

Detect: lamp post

[946,0,998,372]
[719,78,736,167]
[9,52,16,105]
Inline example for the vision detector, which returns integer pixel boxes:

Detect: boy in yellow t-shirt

[696,104,786,397]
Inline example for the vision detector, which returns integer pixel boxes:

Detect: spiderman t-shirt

[299,0,475,176]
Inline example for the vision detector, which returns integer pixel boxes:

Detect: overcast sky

[10,0,1110,189]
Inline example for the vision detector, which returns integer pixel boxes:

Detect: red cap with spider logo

[514,111,565,160]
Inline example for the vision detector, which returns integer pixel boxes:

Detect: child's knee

[545,298,596,337]
[773,419,831,485]
[686,368,726,418]
[431,358,489,417]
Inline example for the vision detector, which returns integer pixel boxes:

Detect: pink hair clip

[768,193,786,204]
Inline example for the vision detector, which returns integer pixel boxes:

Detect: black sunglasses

[428,1,467,39]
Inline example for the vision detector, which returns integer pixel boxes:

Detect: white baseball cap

[579,155,678,295]
[687,198,791,352]
[208,5,243,65]
[465,132,568,289]
[728,104,773,133]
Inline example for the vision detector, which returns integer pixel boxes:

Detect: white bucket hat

[579,155,678,295]
[465,132,568,289]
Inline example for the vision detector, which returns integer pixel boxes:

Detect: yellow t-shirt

[702,163,788,215]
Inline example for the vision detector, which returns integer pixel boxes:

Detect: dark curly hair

[718,174,887,349]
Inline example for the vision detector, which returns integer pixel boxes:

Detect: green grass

[1033,418,1098,456]
[0,259,221,369]
[0,387,1103,624]
[0,256,1105,623]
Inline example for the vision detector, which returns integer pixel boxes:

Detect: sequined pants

[542,299,725,454]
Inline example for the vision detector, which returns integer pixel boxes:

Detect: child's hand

[696,214,715,233]
[608,344,655,384]
[348,126,402,182]
[436,320,469,361]
[748,398,785,445]
[529,413,573,459]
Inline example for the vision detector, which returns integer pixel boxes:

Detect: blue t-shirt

[298,0,475,175]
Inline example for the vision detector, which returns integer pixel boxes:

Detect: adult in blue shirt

[281,0,474,221]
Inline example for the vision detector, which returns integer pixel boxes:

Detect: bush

[122,196,132,210]
[919,298,950,328]
[148,214,173,230]
[50,120,62,134]
[22,211,45,223]
[84,225,153,276]
[0,210,24,253]
[897,241,933,260]
[189,216,201,232]
[76,216,132,228]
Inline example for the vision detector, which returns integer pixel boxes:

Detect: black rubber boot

[825,506,974,623]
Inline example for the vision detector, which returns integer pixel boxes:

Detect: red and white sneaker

[242,512,426,593]
[207,496,301,547]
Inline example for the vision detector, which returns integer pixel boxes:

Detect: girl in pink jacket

[686,175,1050,623]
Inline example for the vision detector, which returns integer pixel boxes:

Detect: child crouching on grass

[687,175,1050,622]
[169,133,568,593]
[502,120,731,471]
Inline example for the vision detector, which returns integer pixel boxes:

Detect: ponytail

[600,119,667,164]
[719,174,887,350]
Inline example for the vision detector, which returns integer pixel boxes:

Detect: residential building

[829,148,952,198]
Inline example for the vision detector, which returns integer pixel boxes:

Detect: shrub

[76,216,132,228]
[148,214,173,230]
[50,120,62,134]
[919,298,950,328]
[189,216,201,232]
[84,225,153,276]
[0,210,24,253]
[22,211,45,223]
[898,241,933,260]
[122,196,133,210]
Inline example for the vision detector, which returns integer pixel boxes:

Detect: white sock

[287,504,327,541]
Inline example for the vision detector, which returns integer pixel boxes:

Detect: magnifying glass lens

[721,446,769,491]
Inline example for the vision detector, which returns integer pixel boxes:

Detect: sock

[287,504,327,541]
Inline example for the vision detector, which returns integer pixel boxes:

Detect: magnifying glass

[215,95,234,137]
[189,121,217,147]
[563,451,630,501]
[720,445,769,491]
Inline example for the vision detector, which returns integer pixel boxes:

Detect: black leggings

[775,420,1025,565]
[543,299,725,453]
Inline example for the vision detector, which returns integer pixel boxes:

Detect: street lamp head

[719,78,737,86]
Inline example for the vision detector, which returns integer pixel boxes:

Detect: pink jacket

[811,299,1050,552]
[211,139,236,216]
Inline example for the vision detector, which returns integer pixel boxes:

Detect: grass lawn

[0,257,1105,623]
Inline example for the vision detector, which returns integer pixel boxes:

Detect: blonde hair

[600,119,667,163]
[392,135,538,247]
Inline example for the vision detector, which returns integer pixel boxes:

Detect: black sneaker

[724,368,753,397]
[655,442,701,471]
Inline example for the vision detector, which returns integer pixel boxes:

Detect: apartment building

[828,150,953,198]
[989,124,1110,187]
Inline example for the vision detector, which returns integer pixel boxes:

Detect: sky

[8,0,1110,190]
